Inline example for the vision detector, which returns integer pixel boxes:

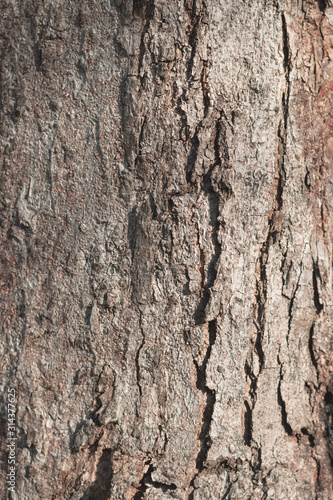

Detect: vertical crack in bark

[194,114,226,324]
[309,323,318,377]
[221,482,233,499]
[33,4,52,72]
[281,11,291,156]
[137,0,155,80]
[48,125,57,211]
[316,0,327,12]
[286,261,303,346]
[277,363,293,436]
[90,364,108,427]
[95,119,105,168]
[77,23,87,88]
[134,462,153,499]
[82,448,113,500]
[19,289,27,347]
[0,44,6,119]
[190,113,223,481]
[323,391,333,470]
[134,461,177,498]
[243,400,252,447]
[186,0,208,81]
[135,309,145,398]
[184,0,209,184]
[189,320,217,495]
[201,58,210,118]
[309,256,324,381]
[244,238,268,447]
[312,257,324,315]
[314,454,321,499]
[244,8,292,448]
[196,222,205,290]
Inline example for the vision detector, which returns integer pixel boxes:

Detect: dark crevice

[134,463,152,500]
[128,206,137,264]
[149,193,157,220]
[33,5,52,72]
[194,114,228,324]
[0,44,8,120]
[19,289,27,346]
[312,258,324,314]
[221,481,233,500]
[135,115,147,171]
[84,304,93,326]
[204,192,220,289]
[137,0,155,79]
[316,0,327,12]
[281,11,291,132]
[309,323,318,374]
[47,148,55,211]
[314,455,321,497]
[89,370,107,427]
[275,11,290,211]
[253,240,267,376]
[243,400,252,447]
[183,0,210,185]
[281,252,292,289]
[151,480,176,491]
[90,401,103,427]
[287,262,303,346]
[186,0,208,81]
[135,311,145,398]
[95,119,104,167]
[190,320,217,489]
[201,59,210,118]
[301,427,315,447]
[134,462,177,498]
[133,0,149,18]
[196,222,205,289]
[77,26,87,86]
[277,365,293,436]
[47,125,57,211]
[324,390,333,464]
[213,115,230,173]
[81,449,113,500]
[185,133,200,184]
[246,8,292,448]
[174,90,190,142]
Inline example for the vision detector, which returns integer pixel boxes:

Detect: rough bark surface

[0,0,333,499]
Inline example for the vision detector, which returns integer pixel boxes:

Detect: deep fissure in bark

[316,0,327,12]
[33,4,52,72]
[312,258,324,314]
[243,400,252,447]
[134,462,177,499]
[194,114,226,324]
[201,59,210,118]
[324,391,333,465]
[186,0,208,81]
[309,323,319,375]
[277,364,293,436]
[286,262,303,346]
[244,7,292,450]
[135,309,145,398]
[137,0,155,79]
[189,319,217,491]
[81,449,113,500]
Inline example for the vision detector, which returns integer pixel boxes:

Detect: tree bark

[0,0,332,498]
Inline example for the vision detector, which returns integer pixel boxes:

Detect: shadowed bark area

[0,0,332,499]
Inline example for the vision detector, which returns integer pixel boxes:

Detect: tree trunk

[1,0,332,498]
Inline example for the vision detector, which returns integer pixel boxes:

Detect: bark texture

[0,0,333,498]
